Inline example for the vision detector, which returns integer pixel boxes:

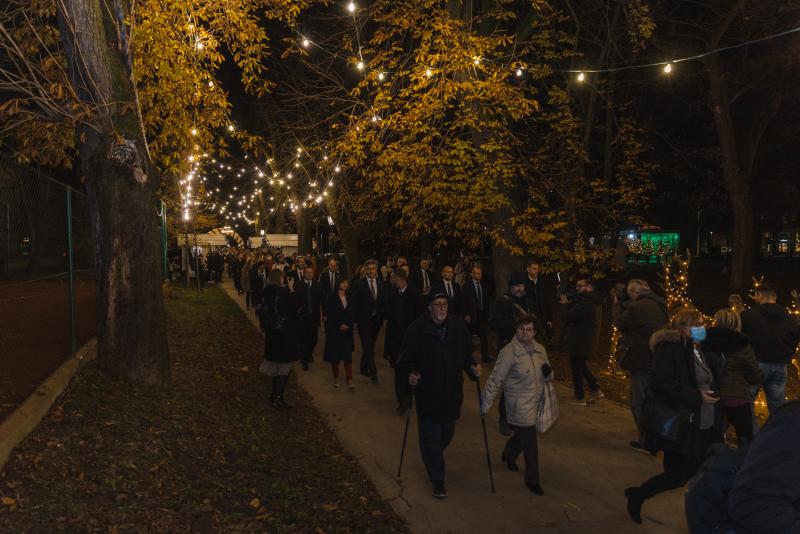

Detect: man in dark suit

[296,266,322,370]
[249,260,267,307]
[286,255,305,282]
[410,258,439,298]
[351,259,386,383]
[318,257,341,318]
[461,264,491,363]
[438,265,462,316]
[384,269,425,413]
[524,259,554,339]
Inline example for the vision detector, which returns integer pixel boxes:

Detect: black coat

[613,292,668,372]
[461,278,490,326]
[646,330,722,459]
[410,269,440,295]
[396,314,477,422]
[728,400,800,533]
[701,327,764,400]
[262,285,302,363]
[249,267,267,302]
[324,294,355,362]
[525,275,554,325]
[318,269,343,309]
[559,291,604,357]
[351,276,386,325]
[489,292,534,346]
[295,279,322,326]
[741,303,800,364]
[384,286,425,361]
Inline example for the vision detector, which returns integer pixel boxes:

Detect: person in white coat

[481,314,550,495]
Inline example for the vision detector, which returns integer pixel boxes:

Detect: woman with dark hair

[323,278,356,389]
[260,268,302,408]
[480,314,550,496]
[625,308,721,524]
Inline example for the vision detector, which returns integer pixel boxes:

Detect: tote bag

[536,380,559,433]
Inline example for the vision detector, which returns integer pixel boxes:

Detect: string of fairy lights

[176,1,800,231]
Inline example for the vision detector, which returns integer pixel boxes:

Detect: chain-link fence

[0,154,171,418]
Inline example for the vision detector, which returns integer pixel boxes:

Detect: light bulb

[347,2,356,13]
[425,68,433,78]
[334,166,341,173]
[378,72,385,81]
[664,63,673,74]
[207,80,214,87]
[195,41,204,51]
[356,61,364,71]
[302,38,310,48]
[227,124,234,132]
[515,68,523,77]
[577,72,585,82]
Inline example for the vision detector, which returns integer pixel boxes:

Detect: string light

[577,72,585,82]
[195,41,204,51]
[347,1,356,13]
[302,38,310,48]
[425,68,433,78]
[227,124,235,132]
[356,60,365,71]
[378,72,386,81]
[515,68,523,77]
[190,128,198,136]
[663,62,673,74]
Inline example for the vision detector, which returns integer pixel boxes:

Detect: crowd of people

[205,247,800,530]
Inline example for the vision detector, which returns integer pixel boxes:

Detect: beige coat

[482,337,551,427]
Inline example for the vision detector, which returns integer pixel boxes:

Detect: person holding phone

[481,314,550,496]
[625,308,722,524]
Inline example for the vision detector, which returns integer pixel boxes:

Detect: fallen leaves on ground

[0,285,408,533]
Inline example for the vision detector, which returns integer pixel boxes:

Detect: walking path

[221,280,686,533]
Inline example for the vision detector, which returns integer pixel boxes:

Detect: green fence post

[160,199,168,279]
[66,187,77,358]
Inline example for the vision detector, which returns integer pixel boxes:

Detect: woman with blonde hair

[701,308,763,447]
[625,307,721,524]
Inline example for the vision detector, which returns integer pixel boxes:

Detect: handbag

[536,380,559,433]
[642,391,691,442]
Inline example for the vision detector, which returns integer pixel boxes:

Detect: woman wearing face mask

[625,308,722,524]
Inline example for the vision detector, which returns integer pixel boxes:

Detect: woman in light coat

[481,314,550,495]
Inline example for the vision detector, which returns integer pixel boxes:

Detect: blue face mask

[690,326,707,343]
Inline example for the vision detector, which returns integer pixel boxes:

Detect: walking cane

[476,379,496,493]
[397,385,415,478]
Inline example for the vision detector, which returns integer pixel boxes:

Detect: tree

[645,0,800,288]
[0,0,312,384]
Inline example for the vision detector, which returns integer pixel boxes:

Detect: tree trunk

[58,0,169,386]
[295,207,314,254]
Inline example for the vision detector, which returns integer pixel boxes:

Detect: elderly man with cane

[396,289,481,499]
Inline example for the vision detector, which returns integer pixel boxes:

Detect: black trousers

[504,424,539,485]
[723,403,755,447]
[471,317,490,361]
[358,316,381,375]
[639,450,702,499]
[417,417,456,484]
[298,322,319,365]
[569,353,599,399]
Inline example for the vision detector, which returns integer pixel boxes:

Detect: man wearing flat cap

[396,289,481,499]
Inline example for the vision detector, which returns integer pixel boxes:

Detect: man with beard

[397,290,480,499]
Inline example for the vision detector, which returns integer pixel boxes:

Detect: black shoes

[501,452,519,472]
[431,482,447,499]
[625,487,644,524]
[525,482,544,495]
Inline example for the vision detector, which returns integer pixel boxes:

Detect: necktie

[369,278,376,300]
[330,271,334,288]
[446,281,453,298]
[476,282,482,311]
[307,281,312,311]
[423,270,429,289]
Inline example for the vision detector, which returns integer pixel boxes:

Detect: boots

[271,374,292,409]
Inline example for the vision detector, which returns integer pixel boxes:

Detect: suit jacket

[384,286,425,360]
[525,276,554,325]
[410,269,440,295]
[351,276,386,325]
[295,278,322,326]
[249,267,266,302]
[461,278,490,325]
[436,279,463,316]
[318,269,342,310]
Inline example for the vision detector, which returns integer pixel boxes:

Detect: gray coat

[481,337,551,427]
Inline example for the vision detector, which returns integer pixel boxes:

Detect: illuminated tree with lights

[0,0,314,385]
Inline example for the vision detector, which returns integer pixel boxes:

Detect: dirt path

[222,280,687,533]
